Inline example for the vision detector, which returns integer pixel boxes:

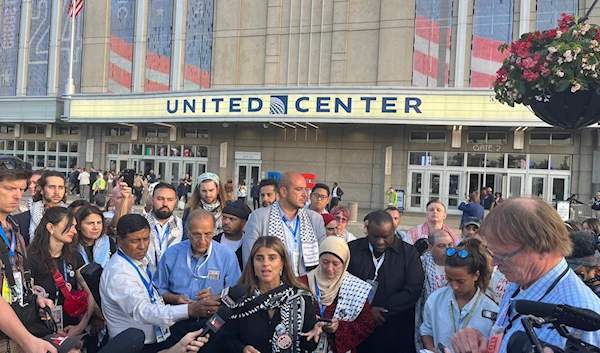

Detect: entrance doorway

[235,164,261,202]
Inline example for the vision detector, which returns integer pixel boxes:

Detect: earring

[279,269,283,277]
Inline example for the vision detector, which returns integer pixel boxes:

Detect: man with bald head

[242,171,326,276]
[450,198,600,353]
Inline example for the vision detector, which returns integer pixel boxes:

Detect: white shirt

[332,187,339,198]
[420,287,498,353]
[100,252,189,344]
[219,235,242,253]
[78,171,90,185]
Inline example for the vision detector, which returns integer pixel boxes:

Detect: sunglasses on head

[0,158,30,170]
[446,248,469,258]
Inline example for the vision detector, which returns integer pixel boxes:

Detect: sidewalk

[29,194,462,238]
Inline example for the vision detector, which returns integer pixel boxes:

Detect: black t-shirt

[483,194,495,210]
[28,252,85,327]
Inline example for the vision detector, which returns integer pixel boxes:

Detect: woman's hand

[63,324,85,336]
[301,321,326,342]
[243,345,261,353]
[322,318,339,333]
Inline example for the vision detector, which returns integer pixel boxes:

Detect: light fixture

[269,122,286,129]
[452,125,462,131]
[222,123,229,128]
[306,122,319,129]
[263,123,269,129]
[281,122,296,129]
[294,122,307,129]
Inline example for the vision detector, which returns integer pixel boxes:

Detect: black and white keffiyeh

[231,284,309,353]
[268,201,318,267]
[29,200,66,243]
[201,200,222,233]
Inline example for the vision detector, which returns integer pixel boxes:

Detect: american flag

[145,0,174,92]
[108,0,135,93]
[68,0,83,18]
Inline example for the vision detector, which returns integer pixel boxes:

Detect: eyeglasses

[484,245,523,266]
[0,159,30,170]
[446,248,469,258]
[311,193,329,201]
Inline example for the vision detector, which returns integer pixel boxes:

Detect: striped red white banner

[68,0,83,18]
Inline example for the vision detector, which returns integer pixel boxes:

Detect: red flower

[523,70,539,82]
[496,68,509,83]
[546,29,557,38]
[541,68,551,77]
[558,13,574,27]
[510,41,532,58]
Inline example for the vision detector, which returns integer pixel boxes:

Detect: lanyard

[368,244,385,281]
[451,291,483,333]
[186,243,212,278]
[282,215,300,247]
[154,223,171,251]
[117,251,155,300]
[0,226,16,264]
[314,277,326,317]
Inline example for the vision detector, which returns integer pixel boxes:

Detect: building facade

[0,0,599,211]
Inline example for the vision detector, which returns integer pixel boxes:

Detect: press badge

[52,305,64,332]
[155,325,171,343]
[207,269,220,280]
[366,279,379,304]
[2,272,24,305]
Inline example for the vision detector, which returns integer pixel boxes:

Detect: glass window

[48,141,57,152]
[70,142,78,153]
[145,145,156,156]
[551,133,572,146]
[37,155,45,168]
[26,154,34,165]
[486,153,505,168]
[447,152,464,166]
[108,143,119,154]
[120,144,130,155]
[508,154,526,169]
[183,128,197,138]
[144,127,157,137]
[536,0,577,31]
[409,151,427,165]
[6,141,14,151]
[183,145,195,157]
[467,153,485,167]
[157,145,168,156]
[119,127,130,136]
[59,156,68,169]
[170,145,181,157]
[197,146,208,158]
[37,142,45,152]
[27,141,35,151]
[25,125,39,134]
[0,141,4,150]
[467,132,486,144]
[107,127,119,136]
[48,155,56,168]
[429,151,445,166]
[530,132,551,145]
[428,132,447,143]
[69,156,77,168]
[197,129,209,138]
[16,154,23,161]
[530,154,549,169]
[157,128,169,138]
[57,126,69,135]
[59,142,68,153]
[70,126,79,135]
[487,132,507,144]
[17,141,24,151]
[410,131,428,142]
[132,144,142,155]
[550,154,570,170]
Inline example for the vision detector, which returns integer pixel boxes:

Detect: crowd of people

[1,154,600,353]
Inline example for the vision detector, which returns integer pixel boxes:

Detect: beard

[154,207,173,220]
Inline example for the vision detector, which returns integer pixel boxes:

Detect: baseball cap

[463,217,481,228]
[222,200,252,221]
[566,231,600,270]
[43,333,85,353]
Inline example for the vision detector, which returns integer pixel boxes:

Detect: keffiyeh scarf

[29,200,66,243]
[231,284,308,353]
[268,201,318,267]
[201,200,222,234]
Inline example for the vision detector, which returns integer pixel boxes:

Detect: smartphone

[122,169,135,188]
[317,317,332,325]
[438,343,447,352]
[482,309,498,322]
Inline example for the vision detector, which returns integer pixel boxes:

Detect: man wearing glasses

[307,183,330,215]
[450,198,600,353]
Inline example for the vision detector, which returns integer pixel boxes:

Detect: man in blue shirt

[449,197,600,353]
[154,209,241,352]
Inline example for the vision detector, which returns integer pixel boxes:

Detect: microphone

[506,331,562,353]
[515,300,600,331]
[199,284,246,338]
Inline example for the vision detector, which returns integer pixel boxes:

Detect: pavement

[25,192,463,237]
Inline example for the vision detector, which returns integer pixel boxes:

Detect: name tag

[155,325,171,343]
[207,269,220,280]
[52,305,64,332]
[301,242,319,266]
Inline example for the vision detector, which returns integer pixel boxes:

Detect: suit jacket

[347,237,424,353]
[213,233,243,270]
[241,204,327,269]
[12,211,32,246]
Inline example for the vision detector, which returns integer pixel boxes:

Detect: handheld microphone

[515,300,600,331]
[199,284,246,338]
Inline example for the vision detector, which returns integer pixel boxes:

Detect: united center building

[0,0,598,212]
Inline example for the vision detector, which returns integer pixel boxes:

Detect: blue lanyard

[117,251,155,301]
[0,226,16,264]
[314,277,326,317]
[282,216,300,245]
[154,223,171,251]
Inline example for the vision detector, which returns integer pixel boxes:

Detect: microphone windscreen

[515,300,556,318]
[98,328,145,353]
[229,284,247,302]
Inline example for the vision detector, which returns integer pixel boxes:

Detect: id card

[301,242,319,266]
[2,277,10,302]
[366,279,378,304]
[155,325,171,343]
[293,250,300,276]
[207,269,220,280]
[12,272,23,306]
[52,305,64,332]
[314,332,328,353]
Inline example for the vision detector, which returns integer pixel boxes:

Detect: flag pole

[65,0,76,95]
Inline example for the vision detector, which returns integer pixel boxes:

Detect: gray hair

[428,229,451,246]
[185,209,216,232]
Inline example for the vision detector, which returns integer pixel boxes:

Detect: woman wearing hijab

[225,236,324,353]
[299,236,373,353]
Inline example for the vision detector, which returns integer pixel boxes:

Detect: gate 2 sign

[472,144,502,152]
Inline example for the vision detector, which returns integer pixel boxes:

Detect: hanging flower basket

[493,13,600,129]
